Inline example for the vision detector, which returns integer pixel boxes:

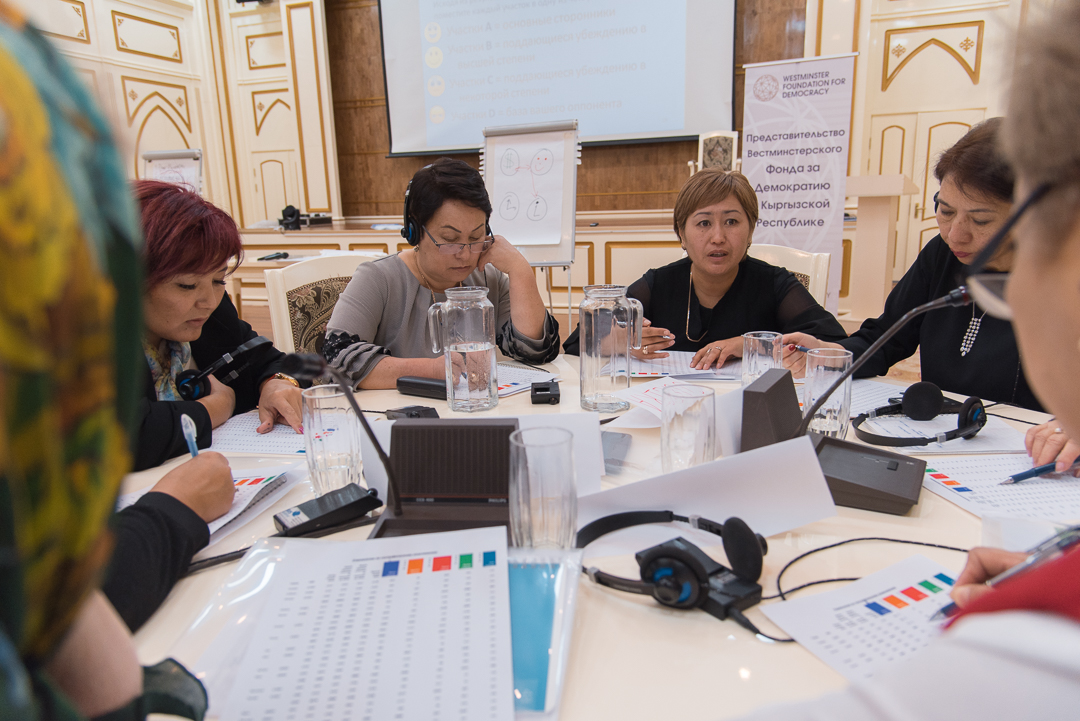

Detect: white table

[130,356,1046,720]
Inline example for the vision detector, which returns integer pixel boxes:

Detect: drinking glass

[428,286,498,412]
[302,385,361,496]
[579,285,643,411]
[742,331,783,386]
[509,427,577,549]
[803,348,854,438]
[661,385,717,472]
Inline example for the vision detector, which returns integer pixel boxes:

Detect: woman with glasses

[784,119,1044,412]
[325,158,559,388]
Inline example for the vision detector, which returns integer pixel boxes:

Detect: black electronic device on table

[740,287,976,516]
[531,380,560,405]
[368,418,519,539]
[385,405,439,420]
[397,375,447,400]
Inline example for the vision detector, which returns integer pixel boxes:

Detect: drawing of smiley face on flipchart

[427,75,445,97]
[425,46,443,69]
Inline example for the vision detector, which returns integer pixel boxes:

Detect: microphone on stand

[796,286,972,436]
[280,353,403,517]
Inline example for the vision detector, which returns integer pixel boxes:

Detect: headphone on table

[576,511,768,622]
[176,336,274,401]
[851,381,987,447]
[400,165,494,247]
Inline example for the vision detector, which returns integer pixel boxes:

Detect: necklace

[413,246,461,295]
[960,305,988,357]
[686,268,709,343]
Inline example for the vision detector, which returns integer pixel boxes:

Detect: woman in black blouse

[784,119,1044,412]
[564,170,847,366]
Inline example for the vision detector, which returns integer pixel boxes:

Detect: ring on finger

[1055,427,1064,434]
[644,345,650,354]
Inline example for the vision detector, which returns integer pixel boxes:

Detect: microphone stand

[796,286,971,437]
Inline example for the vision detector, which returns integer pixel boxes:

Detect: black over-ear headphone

[401,164,496,247]
[576,511,767,621]
[176,336,274,401]
[851,381,986,447]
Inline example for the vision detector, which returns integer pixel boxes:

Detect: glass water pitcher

[579,285,643,412]
[428,287,498,412]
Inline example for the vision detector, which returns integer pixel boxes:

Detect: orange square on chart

[433,556,452,572]
[407,559,424,574]
[942,481,961,486]
[884,595,908,609]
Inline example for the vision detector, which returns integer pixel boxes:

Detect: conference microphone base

[809,433,927,516]
[370,502,510,539]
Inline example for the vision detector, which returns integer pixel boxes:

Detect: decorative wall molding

[112,11,184,64]
[246,31,287,69]
[40,0,90,44]
[134,107,191,176]
[286,1,332,213]
[122,76,192,131]
[252,88,292,135]
[882,21,983,91]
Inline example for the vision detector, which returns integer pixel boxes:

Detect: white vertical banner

[742,53,856,313]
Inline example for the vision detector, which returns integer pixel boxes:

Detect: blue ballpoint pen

[1000,459,1080,485]
[180,413,199,458]
[930,524,1080,622]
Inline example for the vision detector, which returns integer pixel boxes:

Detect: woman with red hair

[133,180,304,471]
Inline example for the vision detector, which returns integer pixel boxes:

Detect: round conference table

[128,355,1047,720]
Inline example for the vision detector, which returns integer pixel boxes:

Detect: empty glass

[302,385,361,496]
[742,331,783,386]
[509,427,577,549]
[428,286,498,412]
[803,348,854,438]
[661,385,717,472]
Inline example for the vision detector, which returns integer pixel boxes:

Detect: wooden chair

[746,244,831,305]
[264,252,384,354]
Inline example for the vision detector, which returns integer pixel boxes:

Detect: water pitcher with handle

[427,286,498,412]
[579,285,643,411]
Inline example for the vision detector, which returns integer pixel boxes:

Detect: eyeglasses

[423,226,495,255]
[964,182,1052,320]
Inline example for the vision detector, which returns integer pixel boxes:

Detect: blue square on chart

[483,551,496,567]
[935,573,955,586]
[382,561,399,577]
[865,602,890,616]
[954,486,973,492]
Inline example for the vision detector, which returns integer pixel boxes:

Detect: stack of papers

[630,351,742,379]
[857,415,1027,454]
[923,455,1080,520]
[209,410,307,455]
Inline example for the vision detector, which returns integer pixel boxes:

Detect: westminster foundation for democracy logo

[753,74,779,102]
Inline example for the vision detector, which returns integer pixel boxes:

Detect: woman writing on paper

[734,8,1080,715]
[563,170,847,366]
[324,158,560,389]
[784,120,1044,412]
[134,180,306,471]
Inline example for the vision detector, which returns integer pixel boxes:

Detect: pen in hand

[180,413,199,458]
[1000,459,1080,485]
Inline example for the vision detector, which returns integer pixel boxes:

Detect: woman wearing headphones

[325,158,560,389]
[563,169,847,366]
[134,180,305,471]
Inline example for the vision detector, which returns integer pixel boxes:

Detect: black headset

[851,381,987,447]
[176,336,274,401]
[577,511,767,621]
[401,164,495,247]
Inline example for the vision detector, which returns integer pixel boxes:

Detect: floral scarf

[144,338,192,400]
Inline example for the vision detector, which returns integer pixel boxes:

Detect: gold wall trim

[287,2,333,214]
[604,241,682,284]
[578,189,680,198]
[134,107,190,177]
[878,124,906,175]
[122,76,191,131]
[112,11,183,64]
[41,0,90,44]
[334,97,387,109]
[208,0,244,226]
[329,1,377,9]
[921,121,972,220]
[247,31,286,70]
[882,21,984,92]
[260,160,287,219]
[348,242,391,253]
[548,242,594,292]
[252,88,292,135]
[815,0,824,55]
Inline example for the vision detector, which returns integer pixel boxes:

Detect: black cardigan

[564,256,848,354]
[840,235,1042,411]
[133,292,288,471]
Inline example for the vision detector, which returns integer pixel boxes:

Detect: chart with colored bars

[763,555,957,681]
[208,409,308,454]
[220,527,514,721]
[922,454,1080,521]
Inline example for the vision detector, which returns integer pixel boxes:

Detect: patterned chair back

[286,277,353,356]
